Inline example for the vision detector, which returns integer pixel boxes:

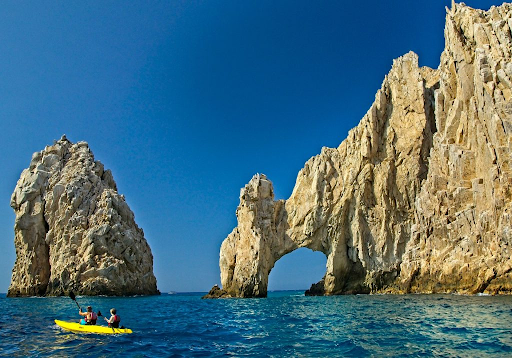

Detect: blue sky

[0,0,505,293]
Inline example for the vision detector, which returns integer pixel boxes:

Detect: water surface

[0,292,511,357]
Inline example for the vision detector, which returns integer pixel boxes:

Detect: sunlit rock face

[8,135,158,297]
[400,2,512,294]
[218,174,291,298]
[212,2,512,298]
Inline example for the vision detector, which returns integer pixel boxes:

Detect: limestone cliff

[8,135,158,296]
[209,2,512,298]
[400,1,512,294]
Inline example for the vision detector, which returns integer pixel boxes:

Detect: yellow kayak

[54,319,133,334]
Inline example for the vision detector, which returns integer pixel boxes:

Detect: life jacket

[109,314,121,328]
[87,312,98,325]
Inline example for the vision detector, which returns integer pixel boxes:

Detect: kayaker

[105,308,121,328]
[79,306,98,325]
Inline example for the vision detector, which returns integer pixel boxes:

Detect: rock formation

[207,2,512,298]
[8,135,159,296]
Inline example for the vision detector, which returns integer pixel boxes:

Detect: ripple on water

[0,292,511,357]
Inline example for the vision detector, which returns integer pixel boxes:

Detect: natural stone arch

[209,51,437,298]
[267,247,328,293]
[217,173,380,298]
[208,4,512,298]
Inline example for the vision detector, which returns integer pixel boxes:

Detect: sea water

[0,291,511,357]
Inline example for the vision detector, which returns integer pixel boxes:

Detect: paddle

[69,291,81,310]
[69,291,101,321]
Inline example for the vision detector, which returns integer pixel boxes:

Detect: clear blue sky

[0,0,504,293]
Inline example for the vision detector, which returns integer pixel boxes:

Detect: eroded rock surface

[8,135,158,296]
[210,2,512,297]
[400,1,512,294]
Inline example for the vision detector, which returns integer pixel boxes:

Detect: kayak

[54,319,133,334]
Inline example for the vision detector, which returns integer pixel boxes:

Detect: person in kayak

[105,308,121,328]
[79,306,98,325]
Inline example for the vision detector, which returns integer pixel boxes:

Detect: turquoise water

[0,291,511,357]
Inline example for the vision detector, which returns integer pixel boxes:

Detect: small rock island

[8,135,158,296]
[205,2,512,298]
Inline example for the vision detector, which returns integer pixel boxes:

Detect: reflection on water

[0,292,511,357]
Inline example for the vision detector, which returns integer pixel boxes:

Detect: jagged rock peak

[210,2,512,297]
[8,136,159,297]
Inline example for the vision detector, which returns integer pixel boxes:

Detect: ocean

[0,291,511,357]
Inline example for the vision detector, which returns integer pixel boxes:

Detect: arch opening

[267,247,327,293]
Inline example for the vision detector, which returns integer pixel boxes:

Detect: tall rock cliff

[208,2,512,298]
[400,1,512,294]
[8,136,158,296]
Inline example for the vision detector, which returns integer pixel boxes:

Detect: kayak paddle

[69,291,101,315]
[69,291,81,310]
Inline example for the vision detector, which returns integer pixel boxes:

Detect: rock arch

[208,3,512,298]
[211,51,437,298]
[267,247,327,292]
